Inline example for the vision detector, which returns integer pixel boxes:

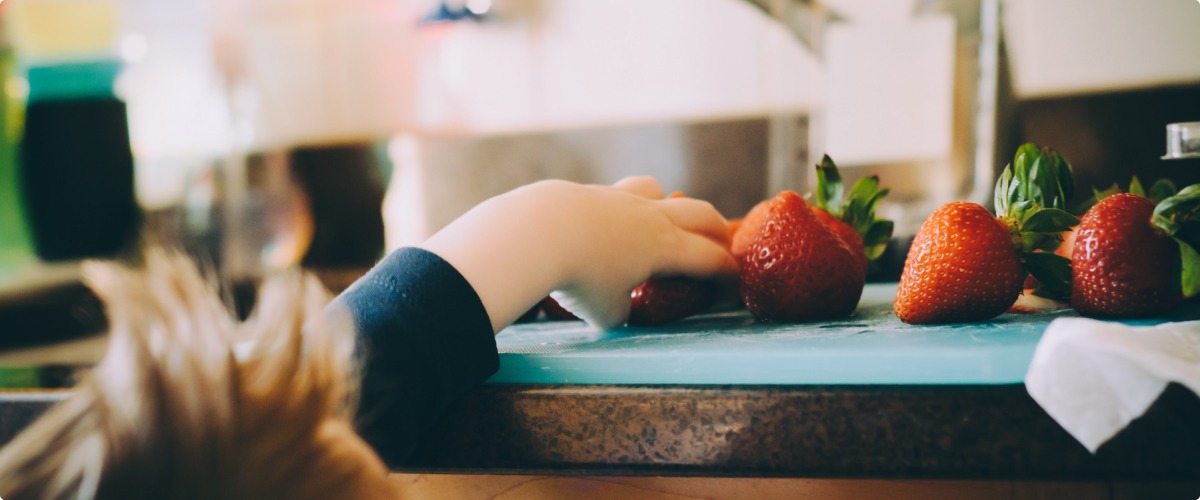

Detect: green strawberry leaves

[1016,207,1078,255]
[1147,178,1179,203]
[815,155,844,214]
[1022,207,1079,233]
[1152,184,1200,298]
[1151,183,1200,239]
[844,176,889,235]
[1176,239,1200,299]
[995,143,1075,221]
[813,154,894,268]
[1074,176,1178,214]
[1127,175,1176,201]
[994,143,1079,301]
[1024,252,1072,301]
[863,219,894,261]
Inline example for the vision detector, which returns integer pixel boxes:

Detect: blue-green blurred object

[25,60,120,103]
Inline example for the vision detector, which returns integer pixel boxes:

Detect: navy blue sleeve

[330,247,499,468]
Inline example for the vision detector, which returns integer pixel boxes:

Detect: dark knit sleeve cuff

[330,247,499,467]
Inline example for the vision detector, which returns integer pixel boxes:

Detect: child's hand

[420,177,737,331]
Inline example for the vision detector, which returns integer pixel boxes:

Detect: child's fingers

[658,231,739,278]
[658,197,731,245]
[610,176,665,200]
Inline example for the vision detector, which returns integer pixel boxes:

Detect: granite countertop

[3,381,1198,480]
[2,285,1199,480]
[404,383,1200,480]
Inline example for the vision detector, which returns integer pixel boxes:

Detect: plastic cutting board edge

[487,283,1195,386]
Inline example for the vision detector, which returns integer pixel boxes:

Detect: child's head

[0,250,398,499]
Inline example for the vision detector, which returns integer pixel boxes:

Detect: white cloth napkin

[1025,317,1200,453]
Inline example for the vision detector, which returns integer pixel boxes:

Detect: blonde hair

[0,250,400,499]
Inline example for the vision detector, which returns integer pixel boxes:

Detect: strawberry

[812,208,866,276]
[1020,175,1173,292]
[896,202,1027,323]
[620,192,721,326]
[810,155,893,277]
[540,296,579,321]
[895,144,1079,324]
[734,156,893,272]
[1071,187,1200,317]
[628,276,716,326]
[739,191,865,322]
[730,199,770,260]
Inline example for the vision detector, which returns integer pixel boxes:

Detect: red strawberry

[739,191,865,322]
[628,276,716,326]
[1071,193,1184,317]
[895,202,1026,323]
[621,192,721,326]
[895,144,1079,324]
[810,155,893,277]
[540,296,579,321]
[731,200,770,260]
[812,207,867,277]
[1026,176,1174,291]
[736,155,893,274]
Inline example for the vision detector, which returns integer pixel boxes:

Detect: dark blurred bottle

[19,61,138,261]
[7,1,138,262]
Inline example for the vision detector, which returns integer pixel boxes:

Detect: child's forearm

[333,177,735,465]
[418,182,569,332]
[421,177,737,331]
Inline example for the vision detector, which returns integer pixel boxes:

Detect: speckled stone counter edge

[3,385,1198,480]
[406,383,1200,480]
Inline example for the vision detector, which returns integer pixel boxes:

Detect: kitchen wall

[381,119,770,249]
[1004,0,1200,98]
[373,0,1200,246]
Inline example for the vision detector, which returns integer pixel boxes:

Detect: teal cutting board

[488,284,1196,386]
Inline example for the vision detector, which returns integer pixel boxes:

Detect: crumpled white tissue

[1025,317,1200,453]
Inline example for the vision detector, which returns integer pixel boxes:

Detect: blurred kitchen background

[1,0,1199,338]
